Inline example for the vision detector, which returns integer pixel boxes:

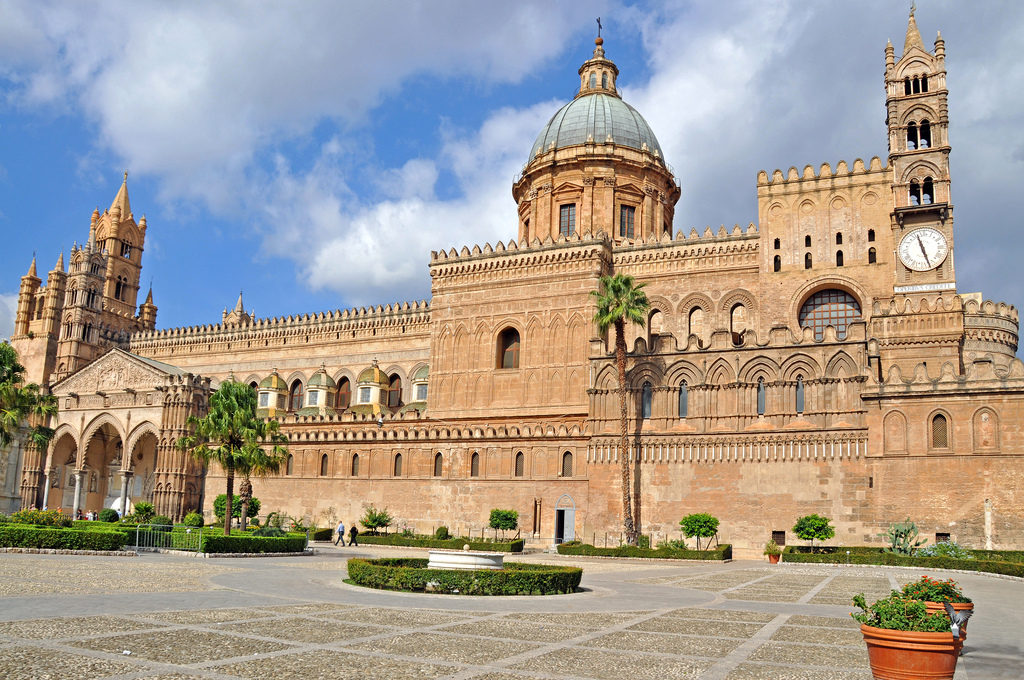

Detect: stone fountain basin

[427,549,505,570]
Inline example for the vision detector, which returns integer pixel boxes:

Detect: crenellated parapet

[612,223,759,276]
[962,298,1019,364]
[865,354,1024,396]
[757,157,889,190]
[429,232,611,284]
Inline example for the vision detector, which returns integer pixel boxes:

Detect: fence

[132,524,205,552]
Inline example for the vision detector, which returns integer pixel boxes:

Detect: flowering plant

[852,591,951,632]
[900,575,971,603]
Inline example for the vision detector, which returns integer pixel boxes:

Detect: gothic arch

[125,422,160,463]
[676,293,712,317]
[825,351,859,378]
[595,364,618,390]
[706,358,735,385]
[790,276,869,331]
[331,367,357,387]
[628,361,664,389]
[900,160,943,185]
[899,105,939,127]
[781,353,821,381]
[81,413,126,453]
[738,356,780,383]
[972,407,999,450]
[665,360,703,385]
[284,370,308,388]
[46,425,79,469]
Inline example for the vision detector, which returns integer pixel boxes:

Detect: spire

[109,171,131,219]
[26,255,37,278]
[144,286,154,305]
[54,251,64,273]
[576,24,620,99]
[904,3,925,54]
[234,290,245,313]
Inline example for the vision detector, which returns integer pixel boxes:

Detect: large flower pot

[924,601,974,640]
[767,553,780,564]
[860,624,961,680]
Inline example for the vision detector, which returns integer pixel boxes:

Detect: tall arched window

[773,238,780,249]
[921,75,928,92]
[922,177,934,205]
[514,451,525,477]
[868,247,877,264]
[805,253,813,269]
[799,289,861,340]
[730,304,747,345]
[337,378,351,409]
[795,376,805,414]
[836,250,844,267]
[351,453,360,476]
[835,232,843,245]
[601,72,608,88]
[904,77,911,95]
[909,180,921,205]
[387,374,402,408]
[470,452,480,477]
[932,414,949,448]
[393,453,403,476]
[804,235,812,247]
[320,454,328,477]
[920,120,931,148]
[561,451,573,477]
[756,377,766,415]
[773,255,781,272]
[289,381,304,411]
[589,73,596,88]
[114,277,124,301]
[497,328,520,369]
[678,381,688,418]
[906,121,917,150]
[433,453,443,477]
[641,381,652,419]
[688,307,704,341]
[286,455,294,475]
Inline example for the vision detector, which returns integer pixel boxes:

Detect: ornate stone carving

[54,351,168,396]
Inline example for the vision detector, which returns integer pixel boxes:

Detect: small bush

[557,542,732,561]
[311,527,333,541]
[149,515,173,531]
[435,526,450,540]
[133,502,156,524]
[852,591,951,632]
[213,495,261,520]
[356,533,525,552]
[182,511,204,528]
[347,558,582,595]
[10,509,72,528]
[637,534,651,549]
[252,526,286,537]
[679,513,720,550]
[0,525,126,550]
[360,505,393,532]
[918,541,974,560]
[201,533,306,553]
[793,514,835,551]
[97,508,120,523]
[489,509,518,540]
[660,539,688,550]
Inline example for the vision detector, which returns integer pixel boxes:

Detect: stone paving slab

[630,616,765,637]
[748,641,867,667]
[509,647,712,679]
[0,615,159,640]
[216,617,385,644]
[583,629,742,656]
[348,631,542,664]
[770,624,863,646]
[0,644,139,680]
[441,618,590,643]
[329,606,479,627]
[725,663,873,680]
[215,648,453,679]
[67,628,296,664]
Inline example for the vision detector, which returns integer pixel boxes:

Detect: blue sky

[2,1,1023,340]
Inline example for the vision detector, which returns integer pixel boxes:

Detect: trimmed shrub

[557,542,732,561]
[149,515,173,531]
[782,546,1024,577]
[0,525,127,550]
[97,508,120,523]
[360,505,393,532]
[793,514,835,550]
[10,509,72,528]
[356,533,524,553]
[488,509,518,539]
[253,526,287,537]
[347,557,582,595]
[201,533,307,553]
[311,528,333,541]
[435,526,450,540]
[182,511,204,527]
[679,513,719,550]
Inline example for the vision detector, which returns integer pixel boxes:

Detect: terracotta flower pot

[767,553,780,564]
[860,624,961,680]
[925,601,974,640]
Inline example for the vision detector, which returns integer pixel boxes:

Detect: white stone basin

[427,549,505,570]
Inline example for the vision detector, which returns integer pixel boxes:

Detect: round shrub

[434,526,450,540]
[347,557,582,596]
[97,508,120,523]
[182,511,204,528]
[918,541,974,560]
[150,515,173,531]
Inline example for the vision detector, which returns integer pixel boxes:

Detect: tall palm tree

[591,273,650,546]
[0,342,56,454]
[176,380,287,535]
[237,448,283,530]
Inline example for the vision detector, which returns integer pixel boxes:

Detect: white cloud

[0,293,18,341]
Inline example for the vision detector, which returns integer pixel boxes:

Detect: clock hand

[917,235,931,267]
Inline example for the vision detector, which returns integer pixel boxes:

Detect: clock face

[898,227,948,272]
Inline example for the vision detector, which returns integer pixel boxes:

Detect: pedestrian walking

[335,520,345,546]
[349,524,359,546]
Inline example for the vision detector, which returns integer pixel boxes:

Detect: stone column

[118,472,132,517]
[41,470,51,510]
[71,471,84,517]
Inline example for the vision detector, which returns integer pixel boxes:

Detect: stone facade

[8,11,1024,555]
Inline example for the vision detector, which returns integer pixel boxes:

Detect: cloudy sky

[1,0,1022,341]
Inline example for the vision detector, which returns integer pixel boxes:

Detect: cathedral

[6,11,1023,555]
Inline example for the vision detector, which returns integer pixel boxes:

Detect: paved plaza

[0,546,1020,679]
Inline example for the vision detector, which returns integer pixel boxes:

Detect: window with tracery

[561,451,573,477]
[641,382,652,419]
[932,414,949,448]
[514,451,525,477]
[798,289,861,340]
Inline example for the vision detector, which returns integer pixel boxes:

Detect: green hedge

[0,524,127,551]
[311,528,333,541]
[556,542,732,561]
[201,533,307,553]
[782,546,1024,577]
[357,534,525,553]
[347,557,581,595]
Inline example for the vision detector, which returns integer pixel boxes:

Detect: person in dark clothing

[348,524,359,546]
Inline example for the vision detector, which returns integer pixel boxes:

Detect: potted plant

[763,539,782,564]
[900,575,974,640]
[852,591,960,679]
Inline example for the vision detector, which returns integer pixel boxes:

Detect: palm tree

[591,274,650,546]
[0,342,56,454]
[176,380,287,535]
[237,448,283,530]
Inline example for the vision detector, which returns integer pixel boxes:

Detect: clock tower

[886,7,956,294]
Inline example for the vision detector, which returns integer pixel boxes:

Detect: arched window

[589,73,596,88]
[868,247,877,264]
[795,376,805,414]
[804,235,811,247]
[497,328,520,369]
[601,72,608,88]
[641,381,652,419]
[285,455,294,475]
[351,453,359,476]
[912,76,920,94]
[920,120,931,148]
[559,203,576,236]
[835,232,843,245]
[836,250,844,267]
[433,453,443,477]
[906,121,917,150]
[320,454,328,477]
[799,289,861,340]
[561,451,573,477]
[868,229,875,242]
[514,451,525,477]
[904,77,911,95]
[387,374,402,408]
[804,253,813,269]
[773,238,780,250]
[730,304,747,345]
[773,255,781,272]
[909,180,921,205]
[336,378,351,409]
[289,381,304,411]
[470,452,480,477]
[393,453,403,476]
[688,307,704,341]
[922,177,934,205]
[678,381,688,418]
[248,381,258,391]
[921,74,928,92]
[756,377,766,415]
[932,414,949,448]
[114,277,124,301]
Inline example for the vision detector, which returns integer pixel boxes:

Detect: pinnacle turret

[26,255,37,278]
[904,4,925,54]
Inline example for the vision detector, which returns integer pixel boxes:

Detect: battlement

[870,294,963,317]
[867,355,1024,394]
[963,298,1019,323]
[757,157,888,188]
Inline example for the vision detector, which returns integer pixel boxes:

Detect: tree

[0,342,56,457]
[793,513,835,552]
[213,494,261,521]
[176,380,287,535]
[489,508,518,540]
[591,274,650,545]
[679,513,720,551]
[360,505,393,533]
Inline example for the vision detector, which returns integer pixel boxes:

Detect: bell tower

[886,6,956,294]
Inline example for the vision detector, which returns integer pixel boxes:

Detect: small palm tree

[237,449,283,530]
[0,342,56,456]
[591,273,650,545]
[176,380,287,535]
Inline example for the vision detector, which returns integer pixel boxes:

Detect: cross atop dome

[576,26,619,99]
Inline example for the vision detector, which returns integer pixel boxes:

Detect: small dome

[307,367,336,390]
[259,372,287,391]
[529,93,663,163]
[412,365,429,381]
[357,364,389,386]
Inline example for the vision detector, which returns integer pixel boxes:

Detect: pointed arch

[125,422,160,462]
[781,353,821,381]
[738,356,780,383]
[706,358,735,385]
[81,414,126,453]
[825,351,858,378]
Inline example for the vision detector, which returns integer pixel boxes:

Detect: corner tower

[886,7,956,294]
[513,34,680,245]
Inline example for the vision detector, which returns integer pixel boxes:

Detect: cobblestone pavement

[0,546,1020,679]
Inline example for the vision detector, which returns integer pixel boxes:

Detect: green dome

[357,364,389,386]
[259,372,287,391]
[529,93,663,163]
[412,365,429,381]
[307,369,336,389]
